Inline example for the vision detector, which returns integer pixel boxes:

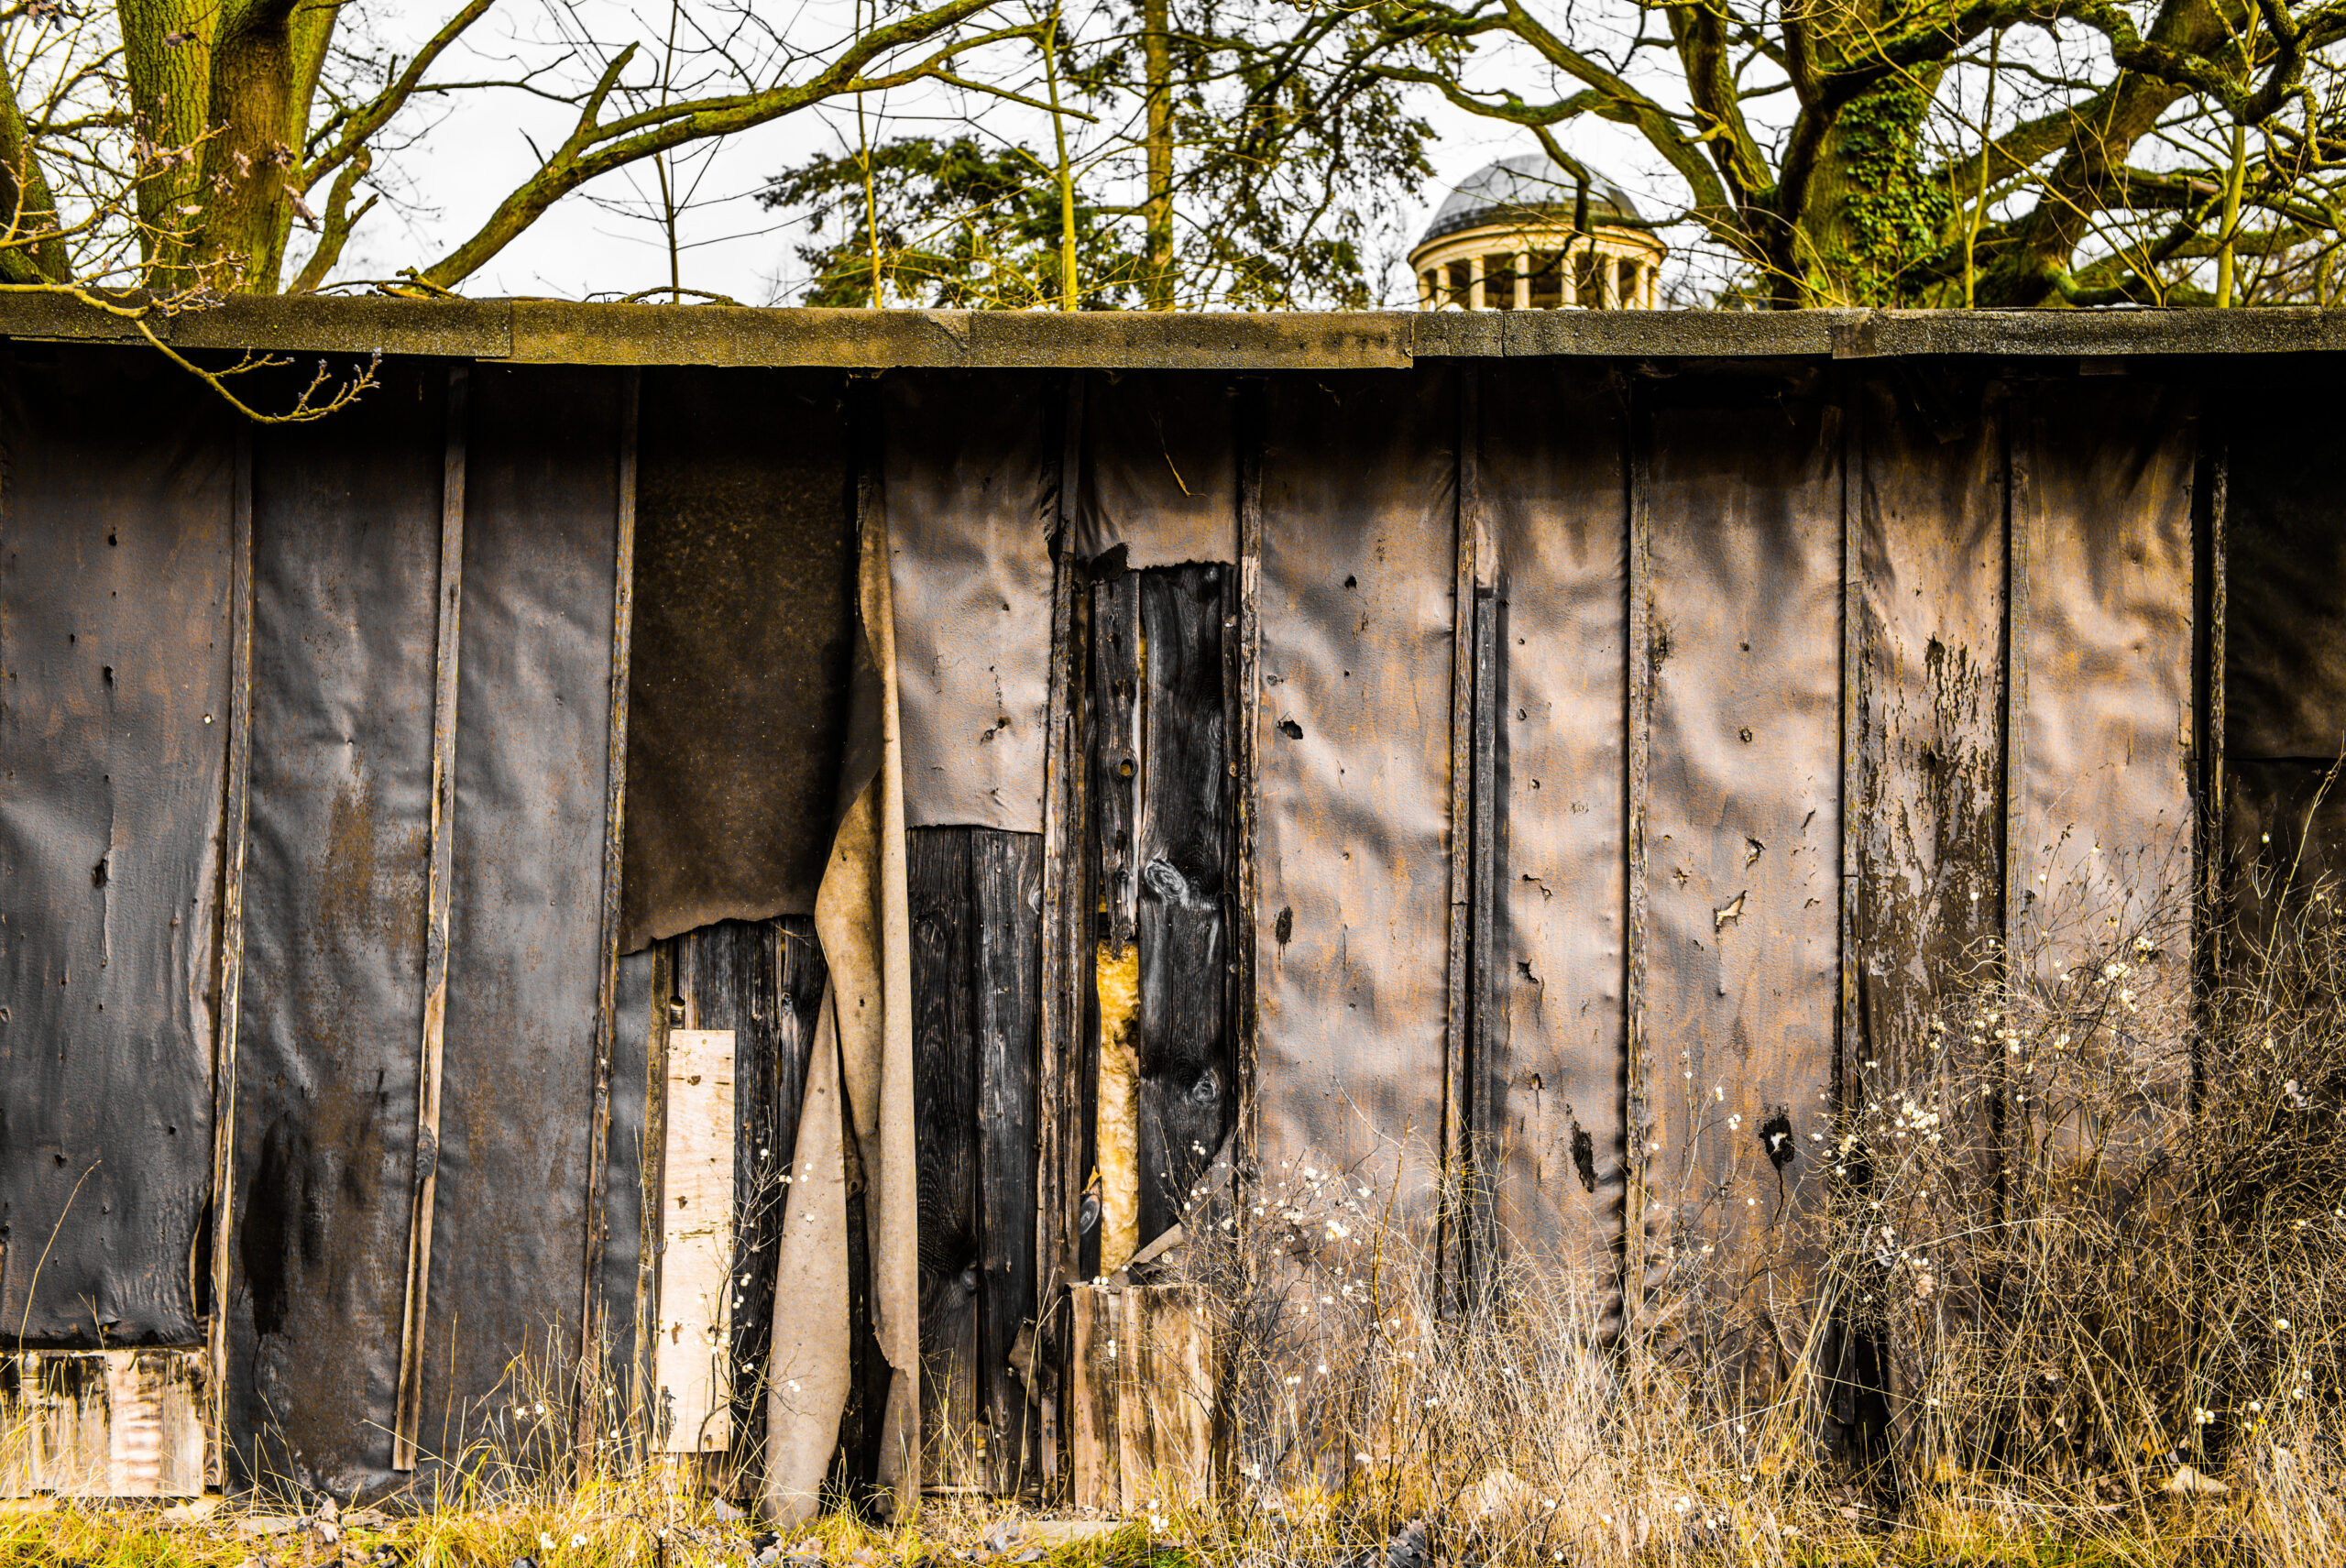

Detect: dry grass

[13,872,2346,1567]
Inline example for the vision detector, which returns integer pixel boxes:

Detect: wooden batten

[2,1351,206,1498]
[1068,1282,1214,1515]
[392,364,472,1471]
[654,1027,738,1453]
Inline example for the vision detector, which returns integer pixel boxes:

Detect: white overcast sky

[347,0,1684,305]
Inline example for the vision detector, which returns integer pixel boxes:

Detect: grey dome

[1415,153,1642,249]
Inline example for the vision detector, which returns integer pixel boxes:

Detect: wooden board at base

[656,1028,737,1453]
[0,1350,205,1497]
[1068,1282,1214,1515]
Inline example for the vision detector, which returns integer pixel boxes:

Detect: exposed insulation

[1094,940,1143,1273]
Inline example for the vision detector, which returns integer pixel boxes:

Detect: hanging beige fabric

[763,466,921,1525]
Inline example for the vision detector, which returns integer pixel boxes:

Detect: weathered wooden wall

[0,318,2301,1502]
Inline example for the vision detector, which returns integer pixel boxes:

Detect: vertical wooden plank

[1068,1283,1121,1508]
[910,829,982,1486]
[578,368,641,1450]
[1133,1286,1215,1508]
[655,1027,738,1453]
[2193,438,2226,1110]
[975,834,1044,1495]
[1113,1289,1148,1515]
[1094,575,1145,953]
[632,941,677,1442]
[678,921,791,1481]
[1466,583,1500,1275]
[1135,566,1238,1244]
[1036,374,1088,1493]
[905,827,1044,1496]
[1091,575,1145,1272]
[1831,369,1869,1447]
[104,1352,205,1497]
[392,362,469,1473]
[1444,370,1481,1297]
[1623,384,1655,1330]
[2002,390,2034,981]
[1641,376,1842,1396]
[1850,372,2007,1161]
[203,429,255,1487]
[20,1356,106,1496]
[773,917,828,1189]
[1,1359,30,1497]
[1232,378,1266,1208]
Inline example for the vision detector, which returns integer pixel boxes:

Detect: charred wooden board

[910,828,1044,1494]
[664,917,825,1479]
[1133,566,1239,1242]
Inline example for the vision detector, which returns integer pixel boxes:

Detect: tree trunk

[1142,0,1173,310]
[117,0,219,279]
[195,0,301,291]
[1798,71,1949,307]
[0,53,67,282]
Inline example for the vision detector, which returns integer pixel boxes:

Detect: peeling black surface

[419,364,623,1477]
[0,345,235,1346]
[227,361,447,1495]
[598,945,657,1410]
[620,370,857,951]
[2228,372,2346,763]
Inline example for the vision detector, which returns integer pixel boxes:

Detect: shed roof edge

[4,294,2342,365]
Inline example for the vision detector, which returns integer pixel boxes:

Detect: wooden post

[393,364,470,1473]
[1442,370,1482,1301]
[577,366,641,1460]
[1621,380,1655,1333]
[1835,367,1863,1184]
[1036,374,1089,1496]
[2192,433,2228,1120]
[1233,380,1264,1194]
[630,942,678,1446]
[1999,390,2034,1236]
[203,427,256,1487]
[975,834,1044,1495]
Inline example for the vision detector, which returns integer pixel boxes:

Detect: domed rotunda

[1409,151,1663,310]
